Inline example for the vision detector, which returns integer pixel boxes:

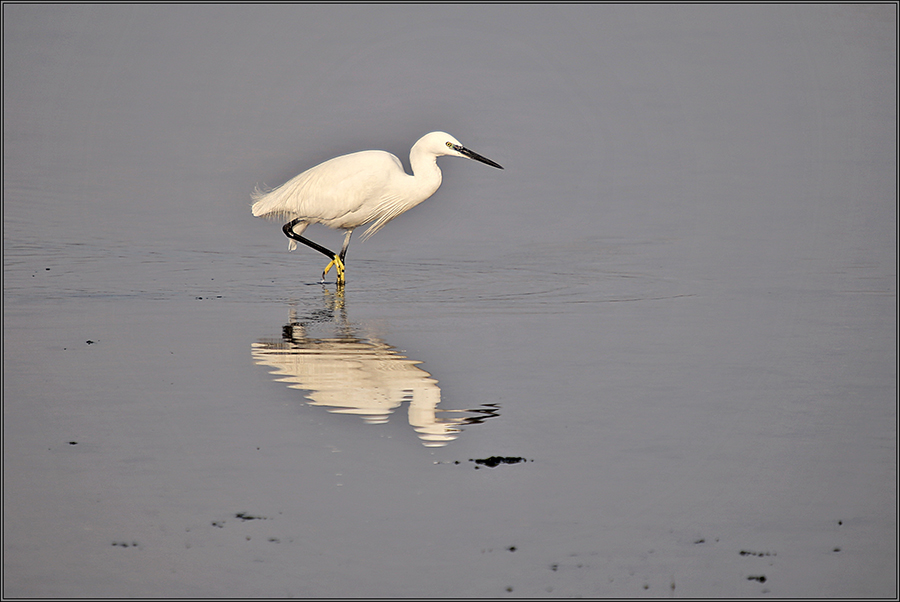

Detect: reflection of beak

[454,144,504,170]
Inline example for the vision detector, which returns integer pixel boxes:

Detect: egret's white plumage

[251,131,502,284]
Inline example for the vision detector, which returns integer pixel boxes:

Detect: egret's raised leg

[282,219,346,283]
[322,230,353,284]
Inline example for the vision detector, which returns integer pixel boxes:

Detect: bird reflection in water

[252,290,499,447]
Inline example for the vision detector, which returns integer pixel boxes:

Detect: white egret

[251,131,503,284]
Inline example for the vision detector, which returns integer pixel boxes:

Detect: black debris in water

[469,456,528,468]
[235,511,267,521]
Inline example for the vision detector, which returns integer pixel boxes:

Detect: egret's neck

[408,146,443,202]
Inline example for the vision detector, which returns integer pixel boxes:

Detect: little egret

[251,131,503,284]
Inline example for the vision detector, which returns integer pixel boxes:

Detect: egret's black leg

[339,230,353,262]
[282,219,336,260]
[283,219,347,284]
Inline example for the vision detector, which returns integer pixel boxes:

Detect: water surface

[4,4,896,598]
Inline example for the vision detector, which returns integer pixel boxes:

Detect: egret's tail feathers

[250,184,270,204]
[250,184,273,216]
[250,184,294,219]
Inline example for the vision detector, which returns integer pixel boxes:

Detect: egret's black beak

[454,145,504,170]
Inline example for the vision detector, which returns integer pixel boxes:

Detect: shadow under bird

[251,131,503,285]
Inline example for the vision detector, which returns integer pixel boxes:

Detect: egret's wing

[251,151,404,227]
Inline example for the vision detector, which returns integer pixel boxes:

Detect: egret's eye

[446,141,453,148]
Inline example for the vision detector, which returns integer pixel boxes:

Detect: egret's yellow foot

[321,256,346,284]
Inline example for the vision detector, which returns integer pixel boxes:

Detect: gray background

[4,4,896,597]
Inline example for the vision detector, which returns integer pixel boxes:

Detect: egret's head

[416,131,503,169]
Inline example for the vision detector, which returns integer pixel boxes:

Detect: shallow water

[4,4,896,598]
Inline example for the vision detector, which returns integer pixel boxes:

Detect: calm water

[4,4,896,597]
